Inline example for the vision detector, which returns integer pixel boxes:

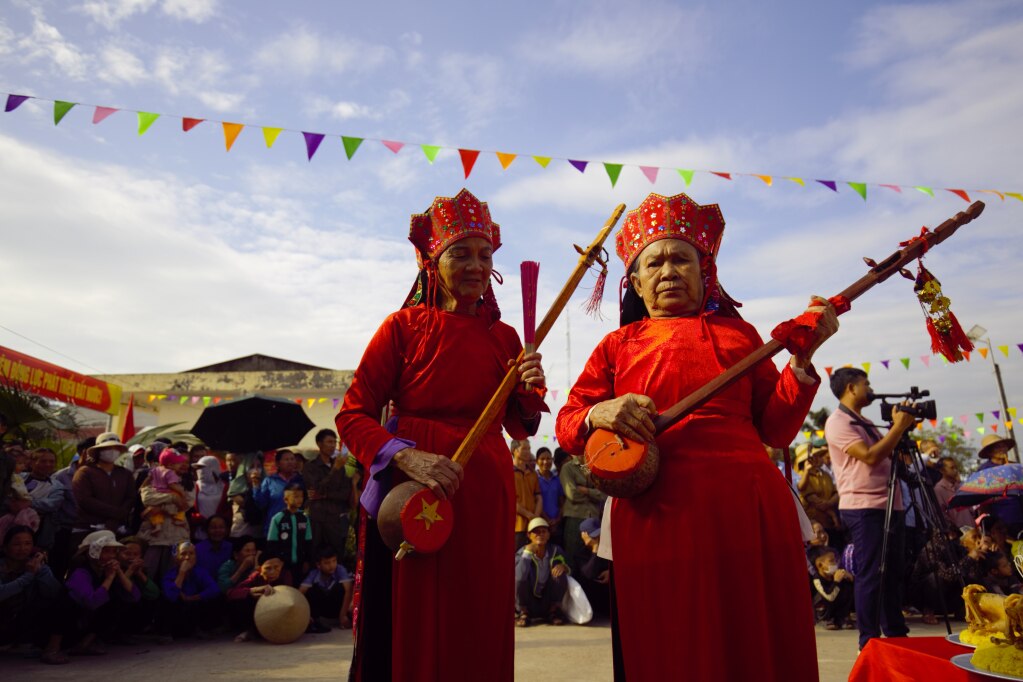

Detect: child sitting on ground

[808,545,854,630]
[226,552,293,642]
[142,449,190,531]
[982,551,1023,596]
[300,546,353,632]
[267,483,312,585]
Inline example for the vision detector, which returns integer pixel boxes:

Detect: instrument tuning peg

[863,257,878,267]
[899,268,915,280]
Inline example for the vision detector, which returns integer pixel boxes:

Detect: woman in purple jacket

[65,530,140,654]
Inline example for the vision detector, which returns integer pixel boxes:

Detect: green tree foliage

[0,383,83,466]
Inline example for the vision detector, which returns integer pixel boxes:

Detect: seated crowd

[0,425,356,665]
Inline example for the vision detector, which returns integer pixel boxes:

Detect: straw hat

[254,585,311,644]
[979,434,1014,460]
[87,432,128,455]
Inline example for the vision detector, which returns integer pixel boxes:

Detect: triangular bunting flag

[944,416,953,426]
[677,169,694,186]
[603,163,623,187]
[92,106,117,124]
[496,152,517,169]
[964,351,971,361]
[382,140,405,154]
[929,418,937,428]
[421,145,441,163]
[307,398,316,408]
[977,427,985,435]
[979,190,1005,200]
[317,398,326,403]
[815,430,825,438]
[979,347,989,359]
[1011,408,1018,419]
[1018,344,1023,355]
[1008,421,1014,430]
[182,117,204,132]
[148,394,156,402]
[881,360,890,369]
[788,177,805,186]
[342,136,364,160]
[880,184,902,193]
[848,182,867,200]
[222,122,244,151]
[4,94,29,112]
[754,175,773,186]
[53,101,76,125]
[994,410,1001,420]
[303,132,325,160]
[551,390,559,401]
[711,171,732,180]
[817,180,838,192]
[914,186,934,197]
[947,189,970,202]
[999,345,1009,357]
[824,366,833,376]
[179,396,188,405]
[137,111,159,135]
[1007,193,1023,203]
[900,358,910,369]
[992,424,999,432]
[533,156,551,168]
[262,127,283,148]
[213,397,222,404]
[959,415,969,425]
[191,396,200,405]
[202,397,211,406]
[332,398,340,410]
[569,160,588,173]
[640,166,659,183]
[920,355,930,367]
[976,413,985,424]
[803,430,812,440]
[459,149,480,178]
[862,362,871,374]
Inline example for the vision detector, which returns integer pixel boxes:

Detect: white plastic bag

[561,575,593,624]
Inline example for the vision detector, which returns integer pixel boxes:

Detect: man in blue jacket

[515,517,569,626]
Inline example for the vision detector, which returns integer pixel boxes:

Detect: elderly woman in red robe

[556,192,838,681]
[336,189,546,682]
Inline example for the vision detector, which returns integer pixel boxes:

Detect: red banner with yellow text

[0,345,122,415]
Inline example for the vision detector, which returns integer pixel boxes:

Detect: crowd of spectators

[0,421,356,665]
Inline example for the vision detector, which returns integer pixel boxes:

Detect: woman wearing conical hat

[336,189,547,682]
[556,192,838,681]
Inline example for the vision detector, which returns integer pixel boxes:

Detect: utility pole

[968,325,1019,462]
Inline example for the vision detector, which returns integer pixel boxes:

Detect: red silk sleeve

[746,325,821,447]
[335,313,404,471]
[555,332,620,456]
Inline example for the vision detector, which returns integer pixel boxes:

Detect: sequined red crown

[615,192,725,271]
[409,188,502,263]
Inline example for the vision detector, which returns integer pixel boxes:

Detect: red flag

[120,394,136,442]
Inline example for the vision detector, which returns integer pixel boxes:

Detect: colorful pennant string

[3,92,1020,200]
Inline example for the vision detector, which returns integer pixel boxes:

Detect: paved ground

[2,616,957,681]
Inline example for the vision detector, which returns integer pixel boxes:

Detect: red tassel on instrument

[583,266,607,318]
[520,261,540,350]
[914,262,973,362]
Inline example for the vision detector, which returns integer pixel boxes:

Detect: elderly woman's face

[629,239,704,318]
[437,237,493,309]
[176,544,196,565]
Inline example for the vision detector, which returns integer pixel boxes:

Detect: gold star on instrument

[414,498,444,530]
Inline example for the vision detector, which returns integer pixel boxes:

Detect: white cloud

[77,0,217,27]
[253,25,393,78]
[97,43,147,84]
[78,0,157,29]
[15,11,90,79]
[161,0,218,22]
[305,96,377,121]
[517,2,709,76]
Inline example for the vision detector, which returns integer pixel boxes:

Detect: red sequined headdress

[615,192,725,272]
[404,188,503,324]
[408,188,502,265]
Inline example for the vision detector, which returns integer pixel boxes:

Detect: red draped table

[849,637,990,681]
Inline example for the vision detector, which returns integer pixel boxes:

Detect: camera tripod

[876,423,964,635]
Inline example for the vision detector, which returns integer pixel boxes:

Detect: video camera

[873,386,937,422]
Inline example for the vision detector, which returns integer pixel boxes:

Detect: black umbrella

[190,395,316,452]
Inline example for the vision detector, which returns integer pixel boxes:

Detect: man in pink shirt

[824,367,917,650]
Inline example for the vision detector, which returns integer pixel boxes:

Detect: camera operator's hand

[890,401,917,434]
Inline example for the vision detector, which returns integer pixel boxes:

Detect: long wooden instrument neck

[450,204,626,466]
[652,201,985,435]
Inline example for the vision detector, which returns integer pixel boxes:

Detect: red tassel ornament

[520,261,540,352]
[914,263,973,362]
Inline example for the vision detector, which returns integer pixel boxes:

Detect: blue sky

[1,0,1022,448]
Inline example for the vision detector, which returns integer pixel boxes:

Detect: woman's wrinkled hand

[393,448,464,500]
[588,393,658,443]
[792,295,839,368]
[517,351,545,390]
